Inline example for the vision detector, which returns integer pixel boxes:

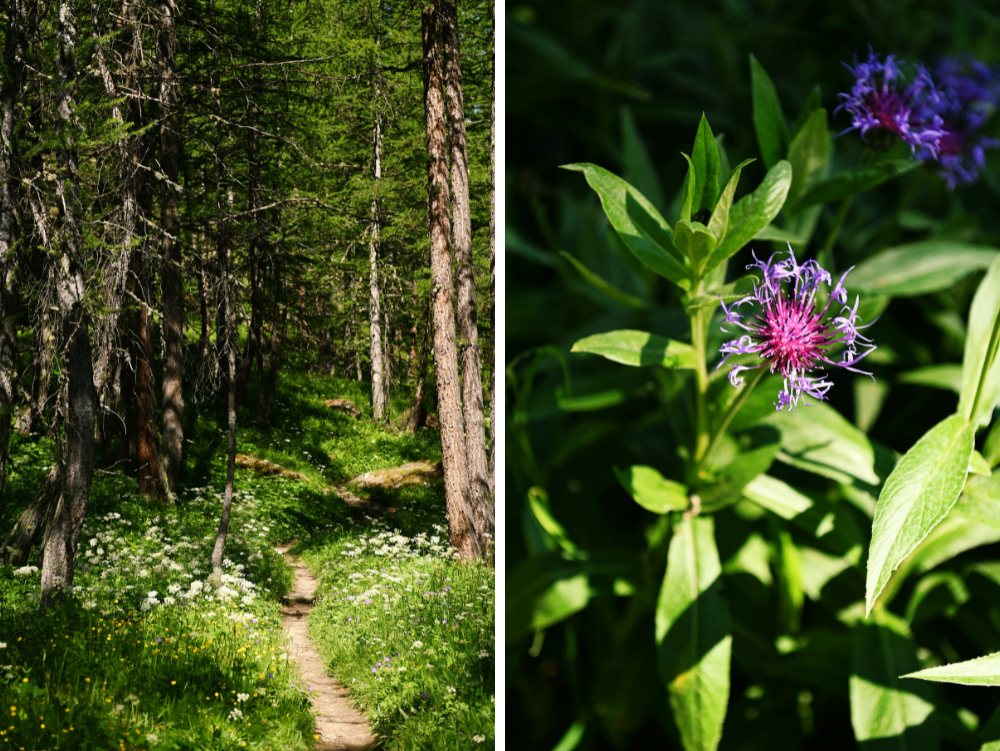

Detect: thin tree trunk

[369,112,386,422]
[406,302,431,433]
[260,257,281,420]
[41,0,96,607]
[0,0,30,517]
[132,247,163,500]
[423,3,478,560]
[487,35,495,499]
[211,229,237,580]
[2,465,62,567]
[440,0,491,540]
[159,0,184,494]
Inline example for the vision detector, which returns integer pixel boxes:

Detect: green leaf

[752,403,879,485]
[800,545,858,600]
[743,474,838,539]
[559,251,649,310]
[850,619,939,750]
[615,465,689,514]
[702,161,792,274]
[898,365,964,394]
[958,255,1000,425]
[849,242,998,298]
[903,653,1000,686]
[750,54,789,169]
[753,225,806,244]
[507,552,591,640]
[866,414,976,615]
[571,330,697,369]
[983,706,1000,751]
[680,153,696,224]
[706,159,754,247]
[777,529,804,632]
[970,450,992,477]
[699,443,780,513]
[552,719,587,751]
[656,516,731,751]
[904,572,969,627]
[527,487,579,556]
[985,420,1000,468]
[673,219,718,276]
[562,163,690,288]
[722,532,772,585]
[684,275,759,312]
[691,114,720,212]
[791,85,822,140]
[786,108,830,209]
[797,159,921,209]
[621,106,664,210]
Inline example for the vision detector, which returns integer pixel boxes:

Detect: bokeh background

[506,1,1000,749]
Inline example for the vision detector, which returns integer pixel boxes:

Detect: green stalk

[821,195,854,257]
[698,366,766,472]
[969,310,1000,422]
[689,299,711,478]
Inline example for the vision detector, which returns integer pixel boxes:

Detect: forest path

[276,542,376,751]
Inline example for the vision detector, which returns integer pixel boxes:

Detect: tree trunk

[158,0,184,494]
[406,302,431,433]
[0,0,30,517]
[487,34,496,499]
[440,0,492,540]
[422,4,478,560]
[41,0,95,607]
[369,113,386,422]
[2,465,62,567]
[132,248,163,500]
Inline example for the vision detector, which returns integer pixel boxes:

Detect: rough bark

[2,465,62,567]
[132,247,163,500]
[423,4,478,560]
[261,257,281,421]
[41,0,96,608]
[487,36,496,499]
[158,0,185,493]
[440,0,492,539]
[369,112,386,422]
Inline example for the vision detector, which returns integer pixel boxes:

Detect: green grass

[0,371,493,750]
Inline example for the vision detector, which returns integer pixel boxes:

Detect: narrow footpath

[276,542,376,751]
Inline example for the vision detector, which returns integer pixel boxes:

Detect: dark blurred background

[506,1,1000,749]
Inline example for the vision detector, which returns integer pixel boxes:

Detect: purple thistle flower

[717,244,876,411]
[836,50,945,155]
[918,56,1000,188]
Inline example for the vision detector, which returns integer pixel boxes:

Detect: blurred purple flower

[837,50,945,154]
[717,244,876,411]
[920,56,1000,188]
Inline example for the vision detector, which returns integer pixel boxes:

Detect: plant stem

[697,366,766,471]
[821,195,854,258]
[690,301,710,475]
[969,310,1000,422]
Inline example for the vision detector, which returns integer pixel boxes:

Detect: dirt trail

[276,542,375,750]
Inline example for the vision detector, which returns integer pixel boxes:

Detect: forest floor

[0,372,495,750]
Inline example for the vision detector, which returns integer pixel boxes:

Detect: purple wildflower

[717,244,876,411]
[836,50,945,155]
[920,57,1000,188]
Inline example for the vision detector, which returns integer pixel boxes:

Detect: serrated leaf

[797,159,921,208]
[692,114,720,212]
[850,619,939,749]
[656,516,731,751]
[848,242,997,298]
[673,219,717,276]
[702,161,792,274]
[903,652,1000,686]
[706,159,754,248]
[562,163,690,288]
[571,330,697,369]
[507,552,591,640]
[866,414,975,614]
[559,251,649,310]
[615,465,689,514]
[786,108,830,209]
[750,54,788,169]
[958,255,1000,425]
[621,106,664,210]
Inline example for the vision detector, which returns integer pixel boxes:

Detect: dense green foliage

[507,2,1000,750]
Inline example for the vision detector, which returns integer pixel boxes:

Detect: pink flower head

[717,244,876,411]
